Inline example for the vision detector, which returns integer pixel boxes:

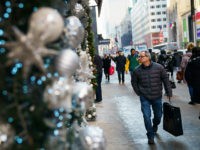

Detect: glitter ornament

[63,16,84,49]
[73,82,94,109]
[28,7,64,44]
[0,123,15,149]
[72,126,106,150]
[5,7,64,78]
[44,78,74,110]
[56,49,80,77]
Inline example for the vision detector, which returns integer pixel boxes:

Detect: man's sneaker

[148,138,155,145]
[153,125,158,133]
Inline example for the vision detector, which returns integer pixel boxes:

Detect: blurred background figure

[113,51,126,84]
[181,42,194,83]
[126,48,139,80]
[94,54,103,103]
[103,54,111,82]
[185,47,200,105]
[148,49,157,62]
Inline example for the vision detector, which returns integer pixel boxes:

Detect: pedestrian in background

[103,54,111,82]
[94,54,103,103]
[180,42,194,104]
[131,51,172,144]
[125,48,139,80]
[113,51,126,84]
[185,46,200,105]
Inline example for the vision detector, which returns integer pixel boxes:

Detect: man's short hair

[130,48,135,53]
[141,50,151,60]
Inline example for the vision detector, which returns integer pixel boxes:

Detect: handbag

[163,99,183,136]
[176,70,183,81]
[109,65,115,75]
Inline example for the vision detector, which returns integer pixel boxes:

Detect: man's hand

[125,70,128,74]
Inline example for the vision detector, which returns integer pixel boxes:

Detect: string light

[0,29,4,36]
[18,3,24,9]
[0,48,6,54]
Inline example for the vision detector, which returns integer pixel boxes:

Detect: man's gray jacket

[131,62,172,100]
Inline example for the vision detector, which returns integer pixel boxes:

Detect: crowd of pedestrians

[93,43,200,144]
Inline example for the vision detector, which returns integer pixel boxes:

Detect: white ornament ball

[63,16,84,49]
[75,126,106,150]
[0,123,15,149]
[28,7,64,43]
[73,82,94,109]
[57,49,80,77]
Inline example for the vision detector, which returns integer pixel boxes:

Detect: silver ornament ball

[57,49,80,77]
[28,7,64,43]
[63,16,84,49]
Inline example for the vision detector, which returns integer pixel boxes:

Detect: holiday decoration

[72,126,106,150]
[5,7,64,78]
[76,50,94,82]
[63,16,85,49]
[85,104,96,121]
[28,7,64,44]
[43,77,74,110]
[56,49,80,77]
[73,82,94,110]
[0,0,103,149]
[0,123,15,149]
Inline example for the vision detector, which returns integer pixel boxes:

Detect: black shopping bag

[163,102,183,136]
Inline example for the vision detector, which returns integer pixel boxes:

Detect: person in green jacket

[126,48,139,80]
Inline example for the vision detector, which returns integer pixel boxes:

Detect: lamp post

[190,0,195,42]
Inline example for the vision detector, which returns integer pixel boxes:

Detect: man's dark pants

[140,96,162,139]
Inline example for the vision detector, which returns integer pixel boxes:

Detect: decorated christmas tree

[0,0,105,149]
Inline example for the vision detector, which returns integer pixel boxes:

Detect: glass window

[151,12,155,15]
[162,4,166,7]
[156,5,160,8]
[157,12,161,15]
[157,18,161,21]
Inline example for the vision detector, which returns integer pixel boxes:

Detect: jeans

[188,85,193,101]
[96,72,102,102]
[117,70,125,83]
[140,96,162,139]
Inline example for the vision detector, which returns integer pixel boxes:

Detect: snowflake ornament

[5,7,64,78]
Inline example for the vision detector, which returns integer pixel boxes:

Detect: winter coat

[127,54,139,72]
[103,57,111,70]
[185,56,200,103]
[180,52,192,71]
[180,52,192,83]
[132,62,172,100]
[113,55,126,72]
[94,54,103,73]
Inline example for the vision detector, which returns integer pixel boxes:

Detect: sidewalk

[89,72,200,150]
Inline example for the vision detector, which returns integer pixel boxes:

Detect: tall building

[120,8,133,48]
[131,0,167,49]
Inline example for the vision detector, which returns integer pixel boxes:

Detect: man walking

[113,51,126,84]
[131,51,172,144]
[126,48,139,80]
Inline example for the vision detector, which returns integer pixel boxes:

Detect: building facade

[131,0,167,49]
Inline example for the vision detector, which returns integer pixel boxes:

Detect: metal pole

[190,0,195,42]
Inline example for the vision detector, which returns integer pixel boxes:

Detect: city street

[90,71,200,150]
